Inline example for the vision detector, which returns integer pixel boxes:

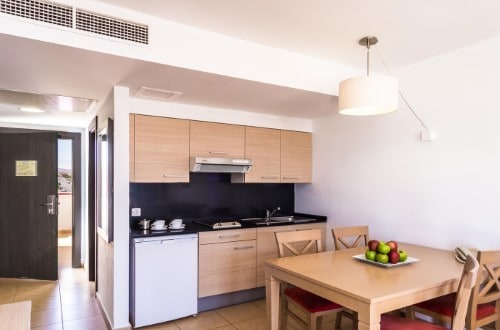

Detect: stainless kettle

[138,219,151,230]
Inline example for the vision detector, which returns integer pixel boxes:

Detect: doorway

[57,138,73,249]
[0,128,83,280]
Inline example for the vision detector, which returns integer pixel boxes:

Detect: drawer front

[198,239,257,297]
[199,228,256,244]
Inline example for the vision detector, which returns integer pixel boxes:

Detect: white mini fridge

[130,234,198,327]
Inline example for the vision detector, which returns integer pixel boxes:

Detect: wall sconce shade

[339,75,399,116]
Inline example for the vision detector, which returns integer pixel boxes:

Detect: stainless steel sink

[240,216,317,226]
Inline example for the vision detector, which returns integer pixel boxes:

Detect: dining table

[265,243,464,330]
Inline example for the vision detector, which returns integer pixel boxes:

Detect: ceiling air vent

[0,0,72,28]
[76,9,148,45]
[135,87,183,101]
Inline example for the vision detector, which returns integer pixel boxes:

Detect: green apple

[377,243,391,254]
[376,253,389,264]
[399,250,408,262]
[365,250,377,261]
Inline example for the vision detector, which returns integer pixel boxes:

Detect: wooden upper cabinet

[244,127,281,183]
[280,130,312,183]
[129,114,135,182]
[133,115,190,183]
[190,121,245,158]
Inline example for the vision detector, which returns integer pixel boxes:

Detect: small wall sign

[16,160,38,176]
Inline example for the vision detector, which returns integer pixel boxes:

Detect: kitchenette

[128,114,324,328]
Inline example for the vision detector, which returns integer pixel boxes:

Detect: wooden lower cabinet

[198,229,257,298]
[255,223,326,287]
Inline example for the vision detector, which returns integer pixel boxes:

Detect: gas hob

[192,219,242,230]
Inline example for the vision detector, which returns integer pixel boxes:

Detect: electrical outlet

[131,208,141,217]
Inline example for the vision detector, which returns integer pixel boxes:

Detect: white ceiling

[1,0,500,128]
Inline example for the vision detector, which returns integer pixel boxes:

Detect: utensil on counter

[138,219,151,230]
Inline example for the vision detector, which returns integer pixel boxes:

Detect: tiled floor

[0,243,355,330]
[3,244,491,330]
[0,245,106,329]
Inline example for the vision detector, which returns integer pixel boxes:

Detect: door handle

[40,195,57,215]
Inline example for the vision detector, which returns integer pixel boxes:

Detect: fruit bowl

[353,254,419,268]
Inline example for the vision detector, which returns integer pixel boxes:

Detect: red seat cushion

[415,293,496,319]
[284,287,343,313]
[381,314,446,330]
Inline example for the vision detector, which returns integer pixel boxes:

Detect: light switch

[131,208,141,217]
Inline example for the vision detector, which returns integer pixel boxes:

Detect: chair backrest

[331,226,369,250]
[275,229,323,258]
[468,249,500,327]
[451,254,480,330]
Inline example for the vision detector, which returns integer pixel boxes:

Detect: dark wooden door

[0,132,58,280]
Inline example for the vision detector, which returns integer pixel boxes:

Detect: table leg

[265,272,281,330]
[357,307,380,330]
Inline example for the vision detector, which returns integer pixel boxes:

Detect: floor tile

[175,310,230,330]
[63,315,108,330]
[31,322,64,330]
[233,316,268,330]
[141,321,180,329]
[215,301,266,324]
[0,277,19,286]
[31,308,62,327]
[62,300,102,321]
[0,293,14,304]
[22,295,61,312]
[251,299,266,311]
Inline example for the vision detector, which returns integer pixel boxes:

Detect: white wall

[129,98,312,132]
[58,194,72,231]
[95,91,115,326]
[296,35,500,251]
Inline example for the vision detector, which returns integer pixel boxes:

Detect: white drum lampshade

[339,75,399,116]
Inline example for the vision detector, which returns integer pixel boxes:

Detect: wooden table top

[0,301,31,330]
[265,243,463,305]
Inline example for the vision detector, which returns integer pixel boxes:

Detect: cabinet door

[255,223,326,287]
[134,115,190,183]
[245,127,281,183]
[281,131,312,183]
[130,114,135,182]
[190,121,245,158]
[198,239,256,297]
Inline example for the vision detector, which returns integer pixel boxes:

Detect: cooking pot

[138,219,151,230]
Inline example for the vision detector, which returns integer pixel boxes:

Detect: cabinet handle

[219,234,240,239]
[282,176,299,180]
[163,174,187,178]
[261,176,279,179]
[234,245,254,250]
[209,151,227,155]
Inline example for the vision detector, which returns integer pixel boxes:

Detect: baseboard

[95,292,132,330]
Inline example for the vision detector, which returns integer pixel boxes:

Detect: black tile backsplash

[130,173,294,226]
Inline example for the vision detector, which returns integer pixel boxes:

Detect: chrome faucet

[266,206,280,221]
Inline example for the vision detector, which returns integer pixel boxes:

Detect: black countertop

[130,213,327,238]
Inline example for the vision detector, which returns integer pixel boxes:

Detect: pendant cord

[374,45,430,131]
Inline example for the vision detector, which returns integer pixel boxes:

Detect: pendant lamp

[339,37,399,116]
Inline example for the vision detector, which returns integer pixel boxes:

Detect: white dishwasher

[130,234,198,328]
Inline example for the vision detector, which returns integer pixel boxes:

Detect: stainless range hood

[190,157,252,173]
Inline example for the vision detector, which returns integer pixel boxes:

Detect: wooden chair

[275,229,345,330]
[381,254,479,330]
[409,249,499,329]
[331,225,369,250]
[331,225,369,329]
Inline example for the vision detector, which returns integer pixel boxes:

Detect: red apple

[367,240,380,252]
[387,240,398,252]
[388,250,400,264]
